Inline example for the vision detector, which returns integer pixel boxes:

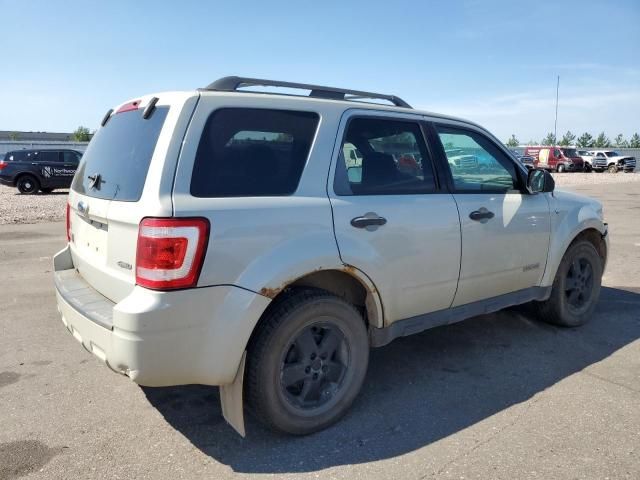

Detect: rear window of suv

[190,108,319,197]
[71,107,169,201]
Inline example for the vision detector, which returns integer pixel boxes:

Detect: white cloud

[422,86,640,142]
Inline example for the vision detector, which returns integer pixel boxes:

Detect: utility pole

[553,75,560,146]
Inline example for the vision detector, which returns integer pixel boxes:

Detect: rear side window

[72,107,169,201]
[37,151,61,163]
[190,108,319,197]
[334,117,436,195]
[7,151,36,162]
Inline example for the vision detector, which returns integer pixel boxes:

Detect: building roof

[0,131,77,141]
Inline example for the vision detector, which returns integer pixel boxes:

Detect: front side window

[335,117,436,195]
[436,125,519,192]
[191,108,319,197]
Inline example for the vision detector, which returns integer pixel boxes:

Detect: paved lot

[1,182,639,479]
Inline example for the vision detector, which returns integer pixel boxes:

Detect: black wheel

[584,163,592,172]
[557,164,566,173]
[16,175,40,194]
[40,187,54,194]
[246,289,369,435]
[534,240,602,327]
[608,164,617,173]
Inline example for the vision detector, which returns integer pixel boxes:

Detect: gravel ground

[1,172,638,225]
[551,171,640,187]
[0,185,68,225]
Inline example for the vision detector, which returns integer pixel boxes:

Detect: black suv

[0,149,82,194]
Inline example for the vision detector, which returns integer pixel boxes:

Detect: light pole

[554,75,560,146]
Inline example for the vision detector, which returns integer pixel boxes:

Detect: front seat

[361,152,398,192]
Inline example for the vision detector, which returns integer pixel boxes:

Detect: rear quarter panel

[171,94,348,295]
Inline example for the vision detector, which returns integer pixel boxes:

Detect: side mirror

[527,168,555,193]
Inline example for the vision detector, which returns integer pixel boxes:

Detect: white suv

[54,77,608,436]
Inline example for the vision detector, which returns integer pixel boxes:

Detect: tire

[557,164,566,173]
[608,164,617,173]
[40,187,54,194]
[534,240,602,327]
[16,175,40,194]
[246,289,369,435]
[584,164,592,173]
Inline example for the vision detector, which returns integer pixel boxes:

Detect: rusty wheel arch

[257,267,384,331]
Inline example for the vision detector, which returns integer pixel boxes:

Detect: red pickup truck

[524,146,584,172]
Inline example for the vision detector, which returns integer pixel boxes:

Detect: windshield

[71,107,169,201]
[561,148,579,157]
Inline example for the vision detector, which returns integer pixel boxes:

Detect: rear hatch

[67,92,199,303]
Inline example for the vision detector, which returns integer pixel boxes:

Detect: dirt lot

[0,181,639,480]
[0,171,639,225]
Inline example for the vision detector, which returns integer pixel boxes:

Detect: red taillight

[0,161,8,170]
[66,203,71,242]
[135,217,209,290]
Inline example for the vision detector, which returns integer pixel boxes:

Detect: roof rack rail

[203,76,412,108]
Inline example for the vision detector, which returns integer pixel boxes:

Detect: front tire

[16,175,40,194]
[557,164,566,173]
[246,289,369,435]
[608,164,618,173]
[534,240,602,327]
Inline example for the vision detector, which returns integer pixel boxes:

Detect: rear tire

[608,164,618,173]
[246,289,369,435]
[16,175,40,194]
[534,240,602,327]
[557,164,566,173]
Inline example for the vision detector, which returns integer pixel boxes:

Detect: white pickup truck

[590,150,636,173]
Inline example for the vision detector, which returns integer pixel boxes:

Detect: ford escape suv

[54,76,608,436]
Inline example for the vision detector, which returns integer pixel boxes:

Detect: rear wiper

[87,173,103,190]
[143,97,159,119]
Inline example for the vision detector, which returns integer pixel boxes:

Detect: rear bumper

[53,245,270,387]
[0,175,14,186]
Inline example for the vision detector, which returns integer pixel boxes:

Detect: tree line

[505,131,640,148]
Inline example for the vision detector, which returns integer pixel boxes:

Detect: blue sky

[1,0,638,142]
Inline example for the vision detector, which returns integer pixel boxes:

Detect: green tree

[613,134,628,148]
[505,134,519,147]
[8,132,19,141]
[541,132,556,145]
[629,133,640,148]
[526,139,537,146]
[576,132,594,148]
[72,126,91,142]
[594,132,610,148]
[559,130,576,146]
